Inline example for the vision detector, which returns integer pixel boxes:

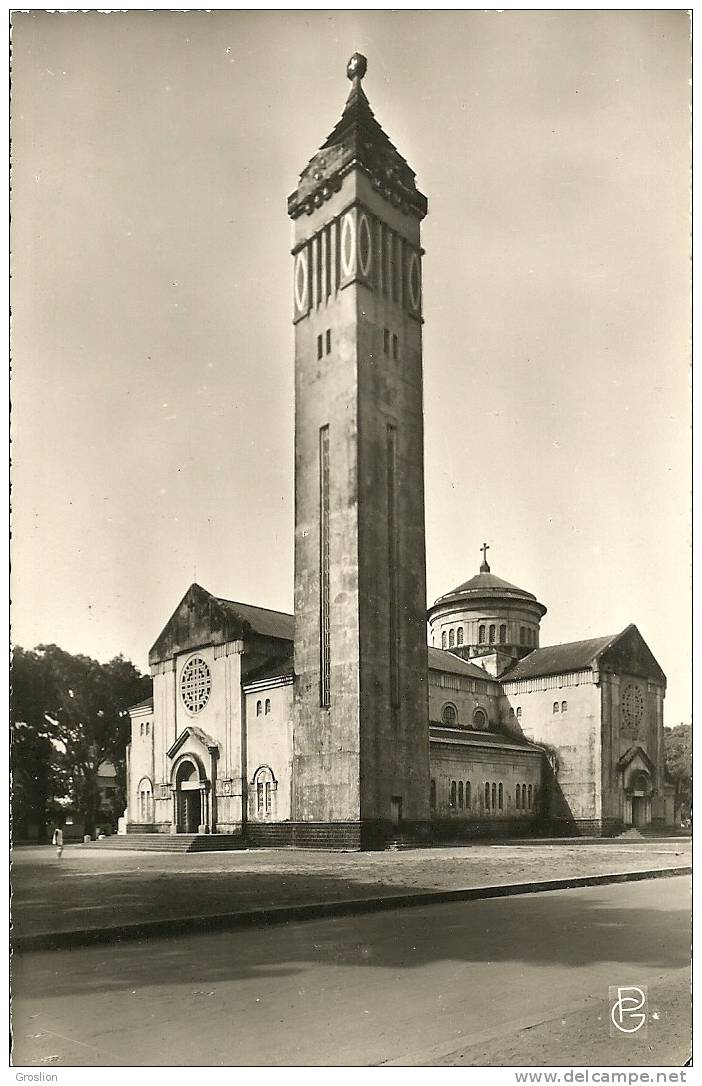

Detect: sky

[11,10,691,725]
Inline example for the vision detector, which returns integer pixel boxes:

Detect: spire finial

[346,52,367,84]
[480,542,491,574]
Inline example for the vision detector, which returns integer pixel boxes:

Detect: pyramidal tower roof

[288,53,427,220]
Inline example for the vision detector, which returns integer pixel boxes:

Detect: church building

[125,56,674,848]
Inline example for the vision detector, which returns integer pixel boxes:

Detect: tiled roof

[501,634,617,682]
[215,598,294,642]
[439,571,537,601]
[428,646,499,683]
[243,654,295,685]
[429,725,538,749]
[127,696,153,712]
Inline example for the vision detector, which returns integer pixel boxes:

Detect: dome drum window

[180,656,212,714]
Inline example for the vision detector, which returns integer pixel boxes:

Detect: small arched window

[449,628,455,648]
[140,722,144,736]
[489,625,496,645]
[499,624,507,644]
[522,784,527,809]
[516,785,521,810]
[457,628,464,646]
[137,778,153,822]
[478,625,486,644]
[265,698,271,715]
[473,707,487,730]
[498,783,503,810]
[450,780,457,808]
[441,630,447,649]
[484,782,490,809]
[516,706,522,719]
[509,707,515,719]
[430,778,436,811]
[458,781,464,809]
[256,700,263,717]
[465,781,471,808]
[441,703,458,727]
[520,627,525,644]
[553,701,560,714]
[561,701,567,713]
[528,784,533,809]
[253,765,275,814]
[491,783,497,810]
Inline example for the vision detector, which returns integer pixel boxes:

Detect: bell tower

[288,55,430,846]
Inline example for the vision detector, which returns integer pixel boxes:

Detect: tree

[10,647,66,841]
[11,644,151,838]
[664,723,692,820]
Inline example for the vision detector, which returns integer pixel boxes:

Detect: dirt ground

[11,837,691,938]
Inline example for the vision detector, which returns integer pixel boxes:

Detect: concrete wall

[292,166,430,825]
[128,704,155,825]
[430,600,542,655]
[429,741,543,821]
[501,670,602,825]
[245,683,294,823]
[601,672,667,825]
[145,642,247,831]
[428,668,500,729]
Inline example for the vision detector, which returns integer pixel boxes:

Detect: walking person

[51,825,63,859]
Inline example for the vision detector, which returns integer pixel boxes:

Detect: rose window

[622,683,644,731]
[180,656,212,714]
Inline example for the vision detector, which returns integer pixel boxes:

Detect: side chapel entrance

[175,759,205,833]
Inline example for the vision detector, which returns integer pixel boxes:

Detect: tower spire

[288,53,427,221]
[480,542,491,574]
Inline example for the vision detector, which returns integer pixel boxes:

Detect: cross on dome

[480,542,491,573]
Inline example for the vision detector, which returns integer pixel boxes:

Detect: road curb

[12,865,691,954]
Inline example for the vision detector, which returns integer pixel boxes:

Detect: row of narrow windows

[317,329,333,360]
[441,625,537,649]
[139,721,150,736]
[515,783,535,810]
[255,699,272,716]
[429,779,537,812]
[383,328,399,359]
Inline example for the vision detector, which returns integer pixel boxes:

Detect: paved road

[11,876,691,1067]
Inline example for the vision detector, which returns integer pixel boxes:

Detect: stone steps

[89,833,245,853]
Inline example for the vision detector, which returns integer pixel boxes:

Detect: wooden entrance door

[177,789,200,832]
[632,796,646,827]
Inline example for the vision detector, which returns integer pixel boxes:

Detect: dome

[434,570,540,608]
[428,547,547,667]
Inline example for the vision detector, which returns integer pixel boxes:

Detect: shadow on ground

[12,878,691,1001]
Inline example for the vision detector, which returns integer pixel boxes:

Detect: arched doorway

[628,770,653,828]
[174,758,204,833]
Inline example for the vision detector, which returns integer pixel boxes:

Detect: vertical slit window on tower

[387,423,400,709]
[384,328,390,355]
[326,328,331,355]
[319,425,331,708]
[317,334,323,360]
[392,333,398,360]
